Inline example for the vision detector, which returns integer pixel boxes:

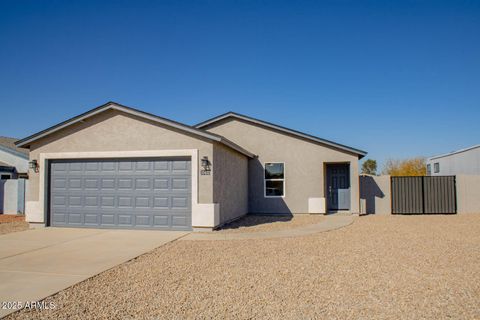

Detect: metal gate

[391,176,456,214]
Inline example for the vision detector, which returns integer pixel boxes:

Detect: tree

[361,159,377,175]
[382,157,426,176]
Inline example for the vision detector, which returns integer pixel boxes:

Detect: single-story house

[426,144,480,176]
[0,136,29,179]
[15,102,366,231]
[0,137,29,214]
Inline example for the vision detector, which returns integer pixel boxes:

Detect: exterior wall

[0,149,29,176]
[26,109,216,225]
[204,118,361,214]
[427,147,480,176]
[213,143,249,224]
[0,179,26,214]
[456,175,480,214]
[359,175,391,215]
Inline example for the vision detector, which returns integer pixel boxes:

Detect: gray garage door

[49,157,192,230]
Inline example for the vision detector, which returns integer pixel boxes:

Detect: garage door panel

[68,196,82,207]
[67,213,82,224]
[52,178,67,189]
[84,178,99,189]
[135,178,151,190]
[135,161,151,171]
[118,196,133,208]
[153,160,169,172]
[117,214,132,225]
[50,157,191,230]
[84,214,99,225]
[172,215,188,226]
[118,161,134,171]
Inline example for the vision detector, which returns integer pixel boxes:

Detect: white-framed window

[434,162,440,173]
[264,162,285,197]
[426,164,431,175]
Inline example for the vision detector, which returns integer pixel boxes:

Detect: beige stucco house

[15,102,366,231]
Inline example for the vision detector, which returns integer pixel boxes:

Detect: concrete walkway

[181,215,355,241]
[0,228,187,317]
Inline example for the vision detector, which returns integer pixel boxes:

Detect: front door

[326,164,350,211]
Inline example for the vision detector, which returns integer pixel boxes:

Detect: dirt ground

[0,215,29,235]
[9,215,480,320]
[0,215,25,223]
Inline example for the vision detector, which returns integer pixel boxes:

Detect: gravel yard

[0,215,29,235]
[9,215,480,320]
[214,214,324,233]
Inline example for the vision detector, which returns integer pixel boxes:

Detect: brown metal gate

[391,176,456,214]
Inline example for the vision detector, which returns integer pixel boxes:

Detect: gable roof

[0,160,15,168]
[15,102,254,158]
[428,144,480,161]
[195,112,367,158]
[0,136,29,159]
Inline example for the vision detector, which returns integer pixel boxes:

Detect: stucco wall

[359,175,391,215]
[26,109,215,220]
[204,118,361,214]
[213,143,249,223]
[456,175,480,214]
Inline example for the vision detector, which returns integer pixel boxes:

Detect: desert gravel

[9,215,480,320]
[213,214,325,233]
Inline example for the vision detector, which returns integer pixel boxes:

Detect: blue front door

[326,164,350,211]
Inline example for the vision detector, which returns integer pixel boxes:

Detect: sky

[1,0,479,170]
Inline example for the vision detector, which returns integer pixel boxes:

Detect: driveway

[0,227,188,317]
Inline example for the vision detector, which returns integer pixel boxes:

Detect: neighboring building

[0,136,29,179]
[0,137,29,214]
[15,102,366,230]
[427,145,480,176]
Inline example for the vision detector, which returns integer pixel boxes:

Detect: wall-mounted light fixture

[29,159,39,173]
[201,156,209,168]
[200,156,211,175]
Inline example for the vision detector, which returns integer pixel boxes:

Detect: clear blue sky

[1,0,479,170]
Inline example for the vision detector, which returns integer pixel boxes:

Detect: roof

[428,144,480,161]
[0,136,29,159]
[15,102,254,158]
[195,111,367,158]
[0,160,14,168]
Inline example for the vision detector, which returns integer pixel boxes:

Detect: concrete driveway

[0,227,188,317]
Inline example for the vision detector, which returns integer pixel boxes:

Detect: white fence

[0,179,26,214]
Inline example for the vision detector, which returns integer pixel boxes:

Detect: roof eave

[15,102,255,158]
[196,112,367,159]
[0,145,29,159]
[15,102,222,148]
[428,144,480,161]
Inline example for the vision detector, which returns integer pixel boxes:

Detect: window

[264,163,285,197]
[434,162,440,173]
[1,174,11,180]
[426,164,431,176]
